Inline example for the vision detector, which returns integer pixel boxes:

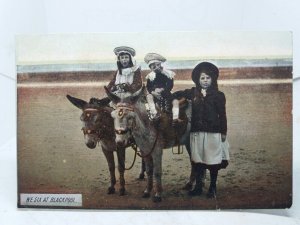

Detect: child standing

[173,62,229,198]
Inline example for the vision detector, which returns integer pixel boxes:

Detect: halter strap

[116,105,134,112]
[84,108,100,112]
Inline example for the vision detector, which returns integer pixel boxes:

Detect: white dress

[190,132,230,164]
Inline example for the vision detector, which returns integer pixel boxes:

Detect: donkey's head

[105,86,144,147]
[66,95,113,149]
[111,102,136,147]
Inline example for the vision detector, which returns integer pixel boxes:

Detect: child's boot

[207,168,218,198]
[188,164,203,196]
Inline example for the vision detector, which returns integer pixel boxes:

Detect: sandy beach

[17,67,292,209]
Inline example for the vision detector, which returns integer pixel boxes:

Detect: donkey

[105,86,199,202]
[67,94,138,196]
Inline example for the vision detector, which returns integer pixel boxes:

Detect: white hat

[113,46,136,57]
[144,53,166,65]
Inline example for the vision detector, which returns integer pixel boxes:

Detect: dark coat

[146,72,174,98]
[173,87,227,134]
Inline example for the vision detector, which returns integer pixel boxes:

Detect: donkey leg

[116,147,126,196]
[183,143,196,190]
[102,149,116,194]
[152,150,163,202]
[137,159,146,180]
[142,156,153,198]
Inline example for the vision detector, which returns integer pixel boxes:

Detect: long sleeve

[127,68,142,93]
[216,92,227,135]
[146,79,154,93]
[164,78,174,93]
[173,88,193,100]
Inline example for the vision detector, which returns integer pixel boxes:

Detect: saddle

[157,98,189,148]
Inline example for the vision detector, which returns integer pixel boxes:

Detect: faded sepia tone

[17,32,292,209]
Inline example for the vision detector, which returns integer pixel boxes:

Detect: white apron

[113,65,140,99]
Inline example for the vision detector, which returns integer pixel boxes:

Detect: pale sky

[16,31,292,65]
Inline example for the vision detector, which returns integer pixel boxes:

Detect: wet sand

[17,81,292,209]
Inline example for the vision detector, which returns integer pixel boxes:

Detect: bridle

[82,106,140,170]
[81,108,105,142]
[114,104,135,136]
[114,103,159,159]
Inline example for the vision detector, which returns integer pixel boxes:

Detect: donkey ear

[66,94,87,109]
[104,86,120,104]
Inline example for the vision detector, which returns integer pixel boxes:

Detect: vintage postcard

[17,31,292,209]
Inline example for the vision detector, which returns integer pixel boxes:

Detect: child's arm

[164,77,174,92]
[216,92,227,138]
[173,88,193,100]
[126,68,142,93]
[146,79,154,94]
[221,134,227,142]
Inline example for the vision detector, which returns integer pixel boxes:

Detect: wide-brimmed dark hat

[192,62,219,85]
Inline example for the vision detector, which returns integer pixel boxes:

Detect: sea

[17,58,292,74]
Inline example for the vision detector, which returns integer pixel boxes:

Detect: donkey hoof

[119,188,126,196]
[107,187,115,194]
[137,173,145,180]
[142,192,151,198]
[182,182,193,191]
[152,196,162,203]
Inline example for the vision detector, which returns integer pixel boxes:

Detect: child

[173,62,229,198]
[91,46,142,106]
[144,53,180,124]
[107,46,142,98]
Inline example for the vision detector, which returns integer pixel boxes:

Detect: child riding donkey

[91,46,143,105]
[144,53,181,126]
[90,46,146,179]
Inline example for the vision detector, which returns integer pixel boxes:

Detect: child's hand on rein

[221,134,226,142]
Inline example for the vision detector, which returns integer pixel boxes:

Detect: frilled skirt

[190,132,230,165]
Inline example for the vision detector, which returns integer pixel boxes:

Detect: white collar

[119,64,140,76]
[146,69,175,81]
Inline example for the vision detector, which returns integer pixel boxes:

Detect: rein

[136,130,159,158]
[124,139,138,170]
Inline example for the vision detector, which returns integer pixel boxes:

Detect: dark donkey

[66,94,145,195]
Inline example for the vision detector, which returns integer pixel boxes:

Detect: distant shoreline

[17,79,292,88]
[17,66,293,83]
[17,58,292,74]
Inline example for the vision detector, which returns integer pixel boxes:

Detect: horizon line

[16,55,292,66]
[17,79,292,88]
